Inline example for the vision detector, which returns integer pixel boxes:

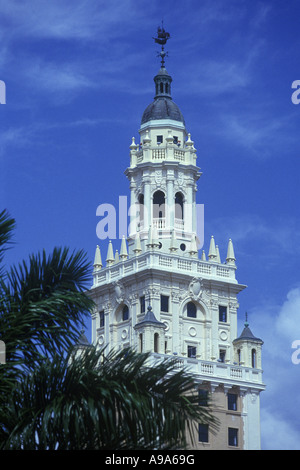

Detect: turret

[134,305,166,354]
[233,314,263,369]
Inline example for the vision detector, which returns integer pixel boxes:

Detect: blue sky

[1,0,300,450]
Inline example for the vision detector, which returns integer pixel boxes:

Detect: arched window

[139,333,143,353]
[160,82,164,93]
[138,194,144,227]
[154,333,159,353]
[122,305,129,322]
[175,192,184,220]
[153,191,166,228]
[251,349,256,368]
[187,302,197,318]
[237,349,241,364]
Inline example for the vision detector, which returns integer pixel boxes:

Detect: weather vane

[153,22,170,67]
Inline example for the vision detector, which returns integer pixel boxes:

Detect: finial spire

[93,245,102,270]
[106,240,115,265]
[208,236,217,261]
[120,235,128,260]
[153,22,170,67]
[226,238,236,266]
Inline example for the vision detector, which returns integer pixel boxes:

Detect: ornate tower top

[141,25,185,127]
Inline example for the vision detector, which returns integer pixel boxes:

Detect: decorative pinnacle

[153,22,170,67]
[245,312,249,327]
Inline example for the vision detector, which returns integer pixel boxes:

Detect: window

[122,305,129,321]
[188,345,197,358]
[175,192,184,220]
[153,190,166,221]
[139,333,143,353]
[140,295,145,314]
[187,302,197,318]
[160,295,169,313]
[252,348,257,368]
[219,306,227,322]
[198,424,209,443]
[173,136,178,144]
[154,333,159,353]
[228,428,238,447]
[198,389,208,407]
[157,135,163,144]
[138,194,144,227]
[99,310,104,328]
[228,393,238,411]
[219,349,226,363]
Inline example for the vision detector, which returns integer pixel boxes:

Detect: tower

[89,26,265,450]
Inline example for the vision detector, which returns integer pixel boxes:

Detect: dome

[141,66,185,126]
[141,97,185,125]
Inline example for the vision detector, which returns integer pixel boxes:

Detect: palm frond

[0,209,15,274]
[0,347,219,450]
[0,245,94,398]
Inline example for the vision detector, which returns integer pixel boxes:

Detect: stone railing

[93,251,237,287]
[134,145,196,166]
[148,353,265,389]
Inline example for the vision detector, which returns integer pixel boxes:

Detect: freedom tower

[89,26,265,450]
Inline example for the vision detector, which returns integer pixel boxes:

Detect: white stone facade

[89,62,265,450]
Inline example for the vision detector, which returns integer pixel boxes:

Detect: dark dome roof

[233,324,263,344]
[141,97,185,125]
[141,66,185,126]
[134,306,166,329]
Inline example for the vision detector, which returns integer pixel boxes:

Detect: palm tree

[1,347,218,450]
[0,209,94,398]
[0,209,218,449]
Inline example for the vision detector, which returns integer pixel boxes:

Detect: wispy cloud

[22,59,96,94]
[249,286,300,449]
[217,112,291,157]
[0,0,144,41]
[205,213,300,268]
[0,114,131,158]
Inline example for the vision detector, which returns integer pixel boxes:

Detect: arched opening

[138,193,144,228]
[187,301,197,318]
[160,82,164,93]
[175,192,184,220]
[122,305,129,322]
[175,192,184,230]
[153,190,166,229]
[139,333,143,353]
[251,348,256,368]
[237,348,241,364]
[154,333,159,353]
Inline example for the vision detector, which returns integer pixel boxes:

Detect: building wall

[91,268,241,363]
[187,384,244,450]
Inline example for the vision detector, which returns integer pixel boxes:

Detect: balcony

[92,250,240,291]
[148,353,265,390]
[133,144,196,167]
[153,217,166,229]
[149,218,184,230]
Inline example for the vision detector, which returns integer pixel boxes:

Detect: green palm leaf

[0,347,218,450]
